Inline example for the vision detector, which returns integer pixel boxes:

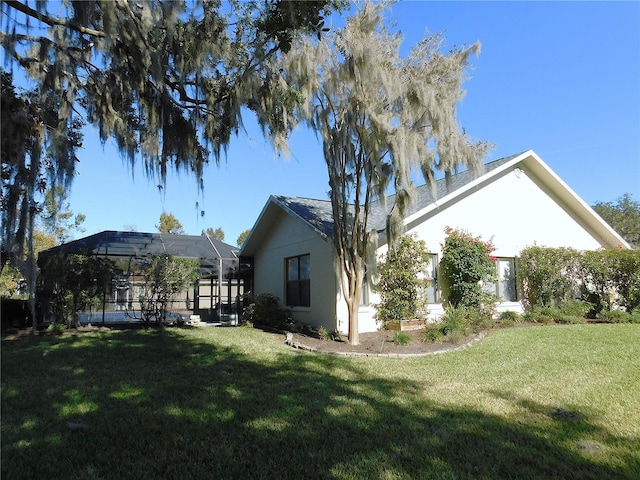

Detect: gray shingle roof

[272,195,336,237]
[275,153,523,236]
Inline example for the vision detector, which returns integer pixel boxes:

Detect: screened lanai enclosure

[38,231,252,325]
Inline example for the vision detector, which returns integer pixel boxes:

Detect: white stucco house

[240,150,629,334]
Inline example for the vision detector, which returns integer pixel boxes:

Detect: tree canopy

[41,185,86,244]
[1,0,343,180]
[280,1,490,344]
[157,212,185,235]
[592,194,640,248]
[1,0,343,270]
[236,228,251,247]
[1,0,344,332]
[203,227,225,241]
[1,70,83,271]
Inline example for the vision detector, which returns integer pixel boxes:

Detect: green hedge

[517,246,640,315]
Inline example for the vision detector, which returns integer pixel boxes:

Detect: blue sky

[63,1,639,246]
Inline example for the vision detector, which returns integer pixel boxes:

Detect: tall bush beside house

[439,227,497,310]
[519,247,640,319]
[374,235,432,328]
[517,246,582,309]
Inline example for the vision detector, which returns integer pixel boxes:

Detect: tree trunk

[343,262,363,346]
[346,292,360,346]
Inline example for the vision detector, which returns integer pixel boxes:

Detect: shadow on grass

[2,329,638,479]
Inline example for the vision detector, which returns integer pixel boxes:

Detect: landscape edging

[284,331,487,358]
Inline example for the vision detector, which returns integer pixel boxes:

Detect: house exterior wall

[251,211,339,331]
[250,158,621,335]
[406,166,604,256]
[356,165,610,332]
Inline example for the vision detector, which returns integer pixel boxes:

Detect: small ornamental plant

[440,226,497,310]
[374,234,432,327]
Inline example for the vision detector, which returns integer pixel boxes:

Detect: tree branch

[3,0,106,38]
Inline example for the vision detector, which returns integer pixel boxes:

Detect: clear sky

[64,0,640,246]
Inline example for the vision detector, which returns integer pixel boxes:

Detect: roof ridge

[274,194,331,203]
[276,153,528,207]
[273,152,530,234]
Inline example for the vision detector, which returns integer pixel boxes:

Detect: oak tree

[1,0,343,185]
[1,0,343,308]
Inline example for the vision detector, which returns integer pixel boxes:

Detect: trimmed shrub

[519,247,640,317]
[557,299,592,319]
[522,300,590,324]
[538,307,583,325]
[598,308,640,324]
[439,227,497,310]
[523,309,554,325]
[244,293,294,330]
[423,307,489,343]
[597,309,630,323]
[580,250,615,315]
[374,234,432,327]
[318,326,341,341]
[606,249,640,313]
[423,327,445,343]
[517,246,581,309]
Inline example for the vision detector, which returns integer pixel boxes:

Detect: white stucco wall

[406,166,604,256]
[355,165,608,333]
[252,210,338,331]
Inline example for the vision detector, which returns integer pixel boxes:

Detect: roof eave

[520,152,630,250]
[239,195,280,256]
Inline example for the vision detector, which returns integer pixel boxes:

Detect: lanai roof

[40,231,239,277]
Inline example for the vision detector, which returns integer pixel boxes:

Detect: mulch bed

[285,328,486,357]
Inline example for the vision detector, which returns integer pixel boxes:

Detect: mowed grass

[2,324,639,479]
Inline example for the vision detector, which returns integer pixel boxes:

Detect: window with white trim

[286,254,310,307]
[485,257,517,302]
[424,253,439,304]
[360,270,369,306]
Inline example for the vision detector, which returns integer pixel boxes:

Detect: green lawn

[2,324,639,479]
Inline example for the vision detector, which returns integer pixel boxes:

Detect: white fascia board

[398,149,628,250]
[520,151,630,249]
